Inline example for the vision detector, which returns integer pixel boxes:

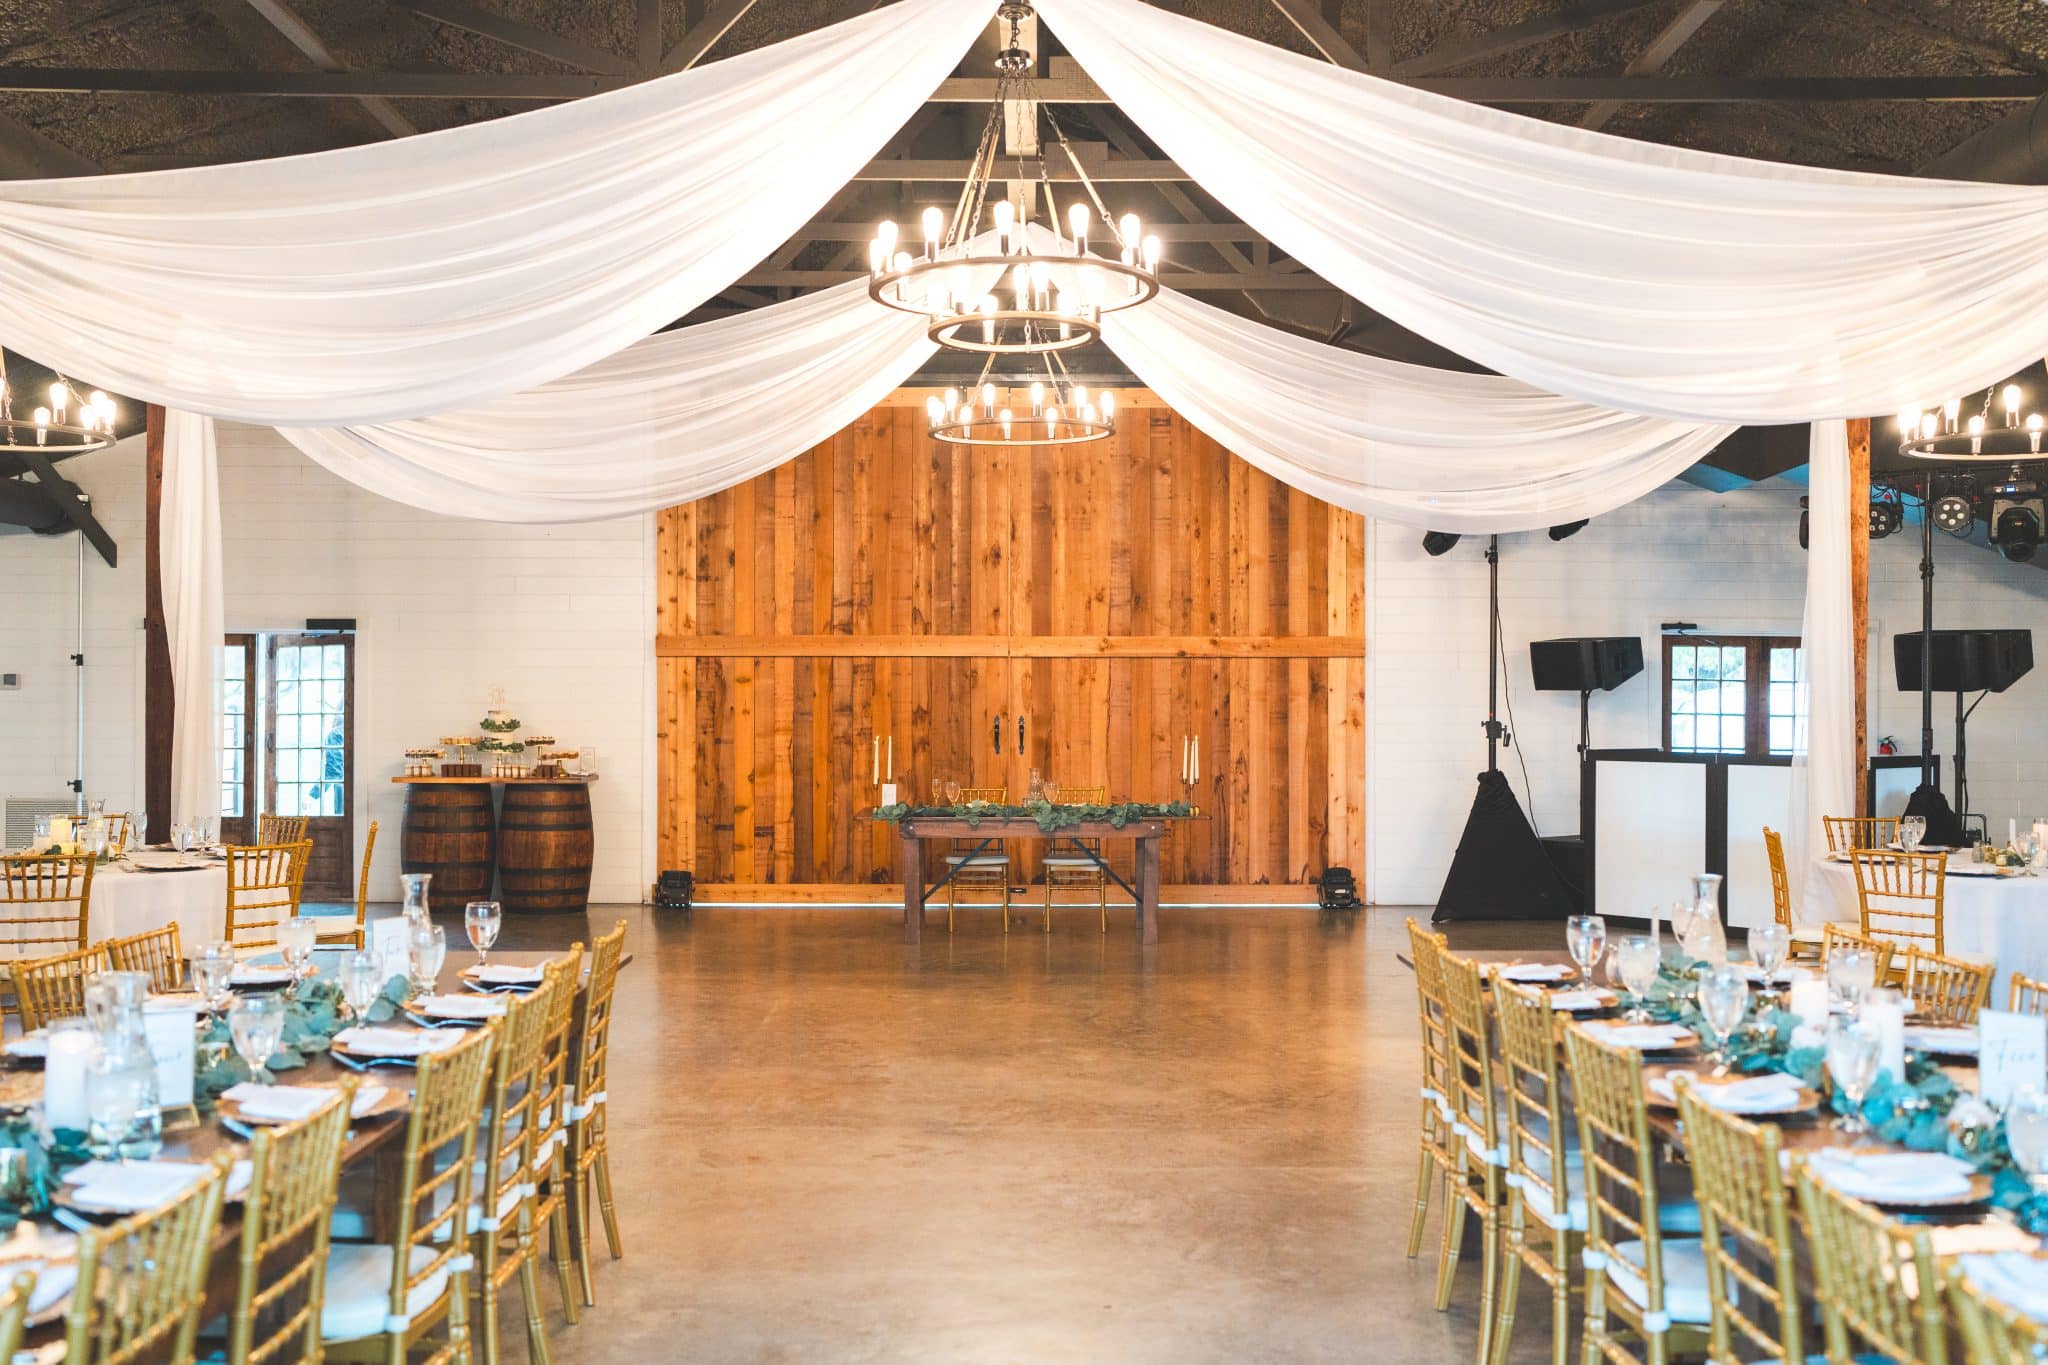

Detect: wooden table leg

[902,830,925,945]
[1136,834,1161,945]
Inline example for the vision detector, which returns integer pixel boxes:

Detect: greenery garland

[873,798,1194,833]
[194,975,409,1106]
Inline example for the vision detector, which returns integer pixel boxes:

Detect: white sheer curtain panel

[1037,0,2048,423]
[0,0,985,425]
[1793,420,1858,912]
[162,411,223,829]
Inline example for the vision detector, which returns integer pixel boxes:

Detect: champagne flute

[1825,1015,1881,1134]
[1698,964,1751,1070]
[1614,935,1660,1022]
[228,994,286,1088]
[1565,914,1608,983]
[464,901,502,969]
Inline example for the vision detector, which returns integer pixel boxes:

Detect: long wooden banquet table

[7,944,628,1353]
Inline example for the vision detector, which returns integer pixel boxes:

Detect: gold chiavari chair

[1040,784,1110,933]
[1822,814,1900,854]
[2010,970,2048,1017]
[1403,920,1457,1281]
[0,852,94,959]
[1948,1259,2048,1363]
[63,1154,232,1365]
[224,1081,357,1365]
[259,814,310,846]
[1672,1084,1803,1365]
[105,923,185,993]
[315,821,376,950]
[1761,827,1826,958]
[567,920,627,1307]
[531,942,585,1327]
[473,967,561,1365]
[1900,944,1993,1024]
[321,1022,494,1365]
[1491,978,1583,1365]
[1440,951,1509,1365]
[1793,1160,1948,1365]
[1848,847,1947,957]
[1820,922,1897,985]
[945,786,1011,932]
[1562,1026,1711,1365]
[0,1272,30,1363]
[224,841,312,955]
[14,942,111,1032]
[103,811,130,853]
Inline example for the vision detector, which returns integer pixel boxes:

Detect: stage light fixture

[1868,498,1903,539]
[1798,496,1809,551]
[1421,531,1461,557]
[1547,519,1589,541]
[1991,497,2044,562]
[1932,493,1976,537]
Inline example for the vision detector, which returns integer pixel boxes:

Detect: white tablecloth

[1809,857,2048,982]
[84,862,227,946]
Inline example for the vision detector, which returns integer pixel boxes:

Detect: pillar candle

[1863,990,1906,1085]
[47,817,69,848]
[1789,977,1829,1033]
[42,1023,91,1135]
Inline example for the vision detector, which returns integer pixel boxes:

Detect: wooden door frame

[218,633,258,846]
[262,631,356,899]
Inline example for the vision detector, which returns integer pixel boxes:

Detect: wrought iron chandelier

[0,349,115,457]
[867,0,1160,359]
[926,375,1116,447]
[1897,381,2046,462]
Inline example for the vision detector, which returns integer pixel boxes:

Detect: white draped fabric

[1102,288,1734,532]
[161,410,223,828]
[1793,420,1858,912]
[0,0,984,425]
[1036,0,2048,423]
[278,281,934,522]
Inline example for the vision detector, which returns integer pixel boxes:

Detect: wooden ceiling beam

[236,0,416,137]
[391,1,634,75]
[638,0,663,70]
[657,0,759,75]
[0,113,99,178]
[1396,0,1667,78]
[1266,0,1367,71]
[1579,0,1726,131]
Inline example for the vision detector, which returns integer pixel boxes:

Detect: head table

[1805,854,2048,984]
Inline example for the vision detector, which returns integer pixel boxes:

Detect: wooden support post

[1847,417,1871,817]
[144,404,172,844]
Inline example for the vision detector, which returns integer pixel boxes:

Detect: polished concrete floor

[458,903,1563,1364]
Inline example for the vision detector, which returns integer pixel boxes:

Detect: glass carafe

[401,872,433,927]
[84,971,161,1158]
[1681,872,1727,965]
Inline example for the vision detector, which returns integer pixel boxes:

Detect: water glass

[1566,914,1608,980]
[465,901,502,968]
[1827,947,1877,1015]
[340,949,384,1022]
[1698,964,1751,1066]
[1613,935,1660,1021]
[1900,815,1927,853]
[276,917,318,989]
[170,823,193,854]
[191,941,234,1016]
[409,922,447,996]
[85,1052,147,1159]
[1748,924,1791,991]
[1825,1015,1882,1134]
[943,780,962,806]
[228,994,286,1087]
[2008,1089,2048,1195]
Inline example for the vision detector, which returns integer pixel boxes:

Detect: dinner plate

[408,993,506,1022]
[329,1027,464,1062]
[0,1229,80,1328]
[1903,1024,1979,1056]
[1645,1070,1819,1115]
[227,965,293,990]
[1494,963,1577,985]
[460,964,545,990]
[1580,1022,1698,1052]
[1544,989,1618,1013]
[216,1081,404,1127]
[54,1158,251,1215]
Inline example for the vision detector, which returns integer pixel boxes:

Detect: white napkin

[412,994,506,1020]
[0,1225,76,1316]
[220,1081,385,1122]
[1809,1149,1975,1202]
[332,1026,462,1058]
[1497,963,1574,983]
[1928,1223,2041,1259]
[1545,990,1609,1012]
[1903,1025,1980,1056]
[4,1031,47,1059]
[1648,1072,1803,1113]
[64,1158,252,1211]
[467,963,545,985]
[1964,1253,2048,1321]
[1583,1022,1692,1050]
[228,965,292,986]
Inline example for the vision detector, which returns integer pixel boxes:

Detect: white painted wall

[1366,480,2048,906]
[0,427,656,905]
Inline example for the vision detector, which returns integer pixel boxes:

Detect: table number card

[1979,1008,2047,1109]
[370,917,412,983]
[143,1006,197,1109]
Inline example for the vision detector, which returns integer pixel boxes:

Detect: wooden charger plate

[216,1082,408,1128]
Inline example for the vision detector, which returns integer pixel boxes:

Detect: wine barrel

[497,783,595,915]
[399,784,495,912]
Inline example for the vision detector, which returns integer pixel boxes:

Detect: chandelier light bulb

[2006,384,2024,425]
[1101,392,1115,422]
[992,200,1016,252]
[981,382,997,416]
[926,395,943,424]
[999,409,1013,440]
[1921,413,1938,440]
[1068,201,1091,253]
[945,387,961,415]
[878,219,898,255]
[2031,412,2043,454]
[32,406,47,444]
[1118,213,1140,247]
[922,207,944,256]
[1074,386,1089,410]
[1969,413,1986,454]
[868,239,886,275]
[47,382,67,419]
[1897,407,1918,437]
[1030,382,1045,416]
[1945,397,1962,430]
[1142,234,1162,274]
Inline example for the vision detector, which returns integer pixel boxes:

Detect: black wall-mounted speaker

[1892,629,2035,694]
[1528,637,1645,693]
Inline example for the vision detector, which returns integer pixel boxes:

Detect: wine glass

[170,823,192,855]
[1899,815,1927,853]
[190,941,234,1017]
[943,780,962,806]
[1825,1015,1882,1134]
[1614,934,1661,1022]
[228,994,286,1088]
[1566,915,1608,983]
[275,917,318,992]
[464,901,502,969]
[340,950,383,1024]
[2007,1089,2048,1196]
[1698,964,1751,1068]
[408,922,446,997]
[1748,924,1791,998]
[1827,946,1877,1016]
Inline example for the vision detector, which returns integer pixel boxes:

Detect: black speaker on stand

[1526,637,1644,910]
[1892,628,2033,841]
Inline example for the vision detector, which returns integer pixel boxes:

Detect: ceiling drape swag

[0,0,986,425]
[1034,0,2048,424]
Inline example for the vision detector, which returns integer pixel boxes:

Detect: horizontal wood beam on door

[693,883,1323,905]
[655,634,1367,659]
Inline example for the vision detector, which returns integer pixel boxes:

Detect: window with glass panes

[1662,635,1804,758]
[220,640,249,817]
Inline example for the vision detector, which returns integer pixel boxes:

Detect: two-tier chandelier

[0,349,116,457]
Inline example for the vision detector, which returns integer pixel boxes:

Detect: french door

[218,635,258,846]
[262,633,355,900]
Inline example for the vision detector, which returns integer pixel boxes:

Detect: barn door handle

[1018,716,1026,753]
[993,713,1003,756]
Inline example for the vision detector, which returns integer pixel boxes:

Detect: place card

[142,1006,196,1109]
[1980,1008,2048,1109]
[370,917,411,983]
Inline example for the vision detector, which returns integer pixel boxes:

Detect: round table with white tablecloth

[1807,855,2048,983]
[77,859,227,947]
